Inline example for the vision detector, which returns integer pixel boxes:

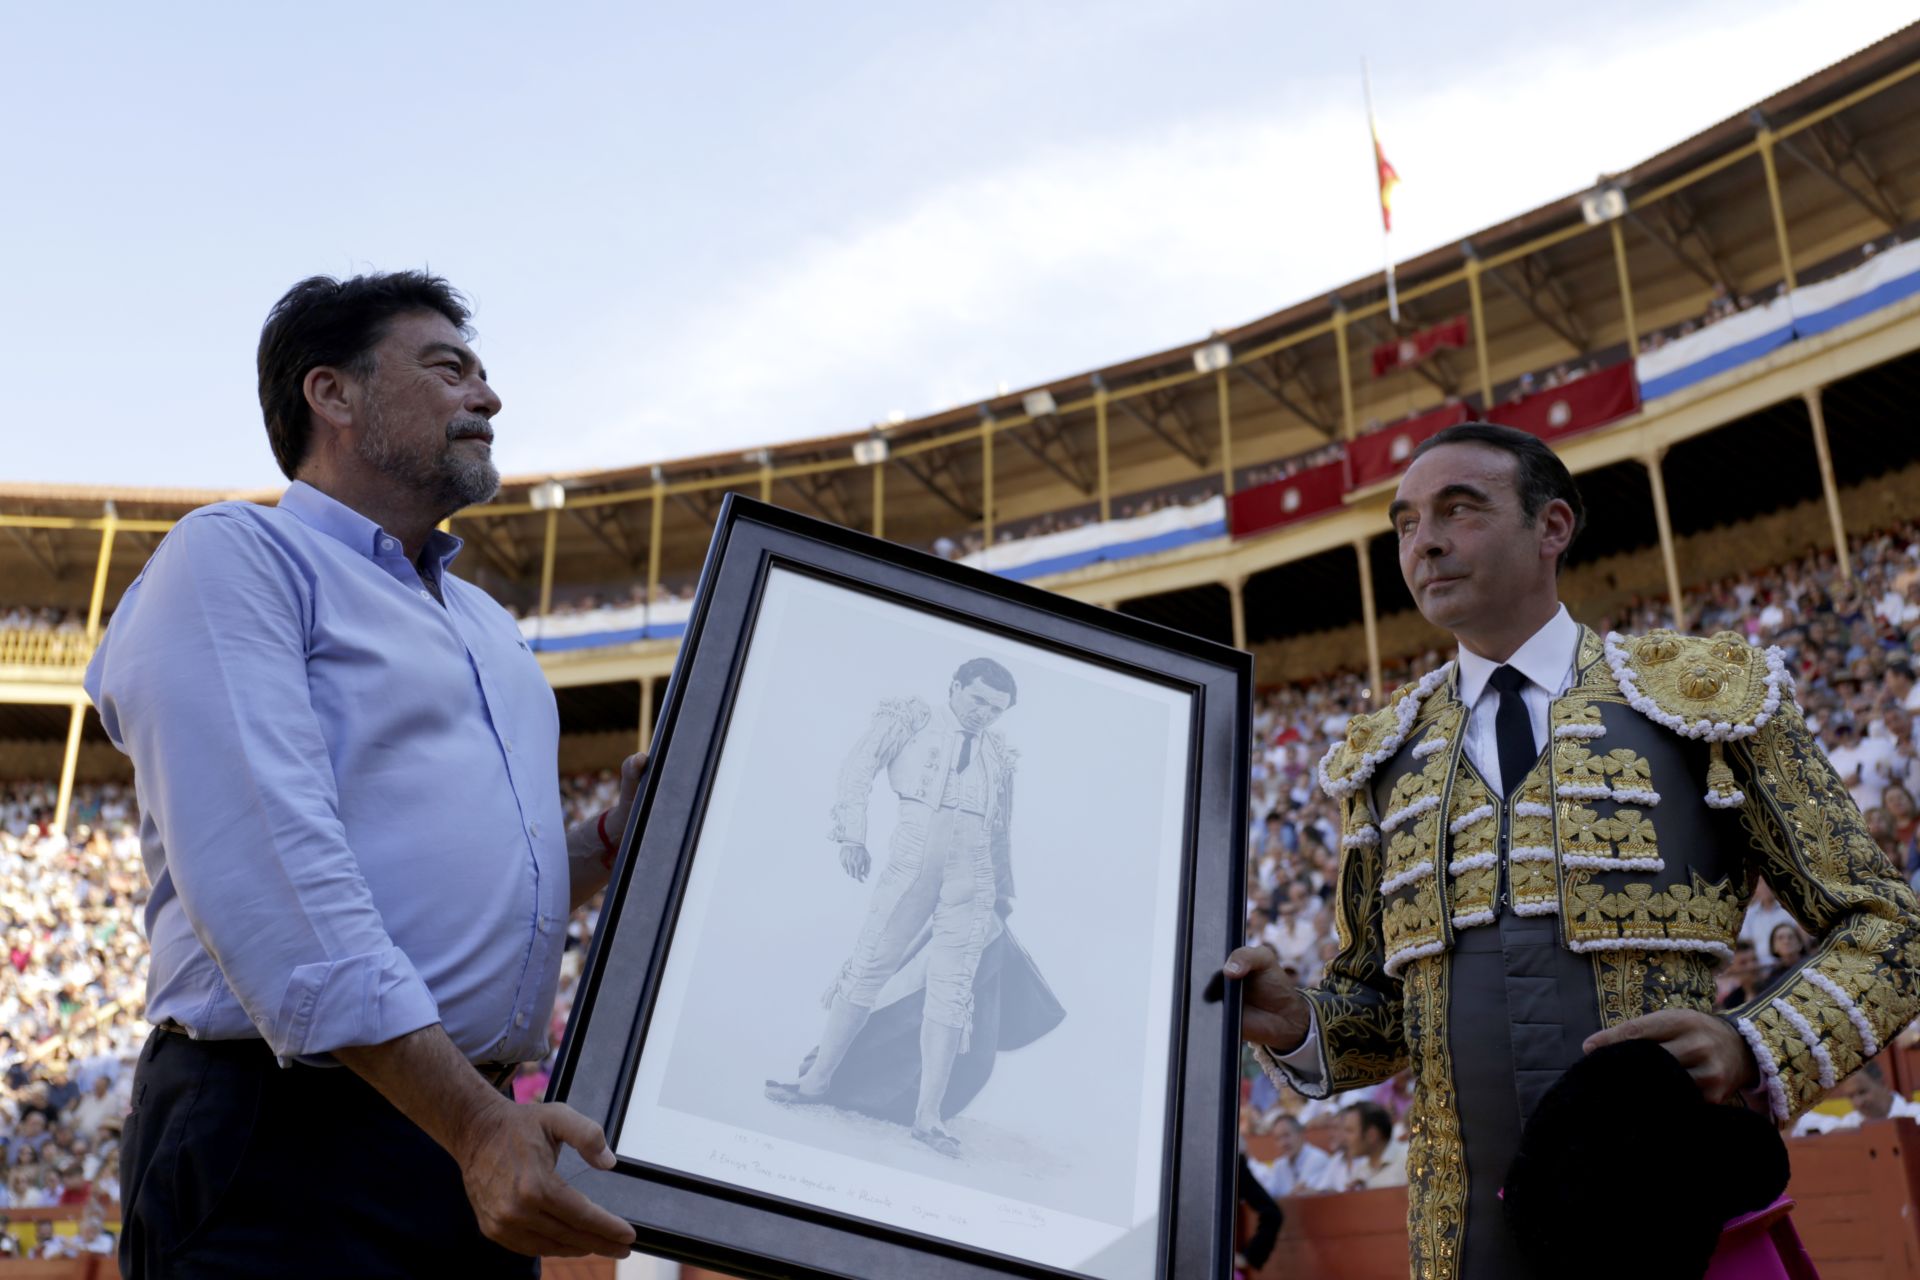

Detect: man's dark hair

[1346,1100,1393,1145]
[952,657,1018,706]
[256,271,472,480]
[1410,422,1587,572]
[1860,1060,1887,1085]
[1272,1112,1303,1135]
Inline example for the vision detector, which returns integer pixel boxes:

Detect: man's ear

[1537,498,1575,566]
[303,364,358,447]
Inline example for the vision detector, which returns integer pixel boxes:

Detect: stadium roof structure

[8,20,1920,635]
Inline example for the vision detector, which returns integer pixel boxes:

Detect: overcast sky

[3,1,1913,492]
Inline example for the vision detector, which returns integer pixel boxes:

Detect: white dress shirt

[1275,606,1581,1078]
[1452,604,1581,798]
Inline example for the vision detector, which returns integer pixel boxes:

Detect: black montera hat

[1502,1039,1790,1280]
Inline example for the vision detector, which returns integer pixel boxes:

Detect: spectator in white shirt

[1738,879,1795,960]
[1316,1102,1408,1192]
[1828,719,1895,810]
[69,1075,120,1140]
[1795,1061,1920,1134]
[1247,1112,1332,1199]
[1888,663,1920,714]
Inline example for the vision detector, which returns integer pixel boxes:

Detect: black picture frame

[548,496,1250,1280]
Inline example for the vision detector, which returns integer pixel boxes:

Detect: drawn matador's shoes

[910,1126,960,1158]
[763,1079,822,1105]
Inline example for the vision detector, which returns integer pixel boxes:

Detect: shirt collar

[277,481,465,578]
[1455,604,1579,708]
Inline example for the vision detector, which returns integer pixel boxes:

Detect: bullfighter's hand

[1224,944,1312,1054]
[1582,1009,1758,1103]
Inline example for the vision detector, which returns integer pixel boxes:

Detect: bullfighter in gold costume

[1229,423,1920,1279]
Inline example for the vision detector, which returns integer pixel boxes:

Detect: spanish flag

[1373,123,1399,234]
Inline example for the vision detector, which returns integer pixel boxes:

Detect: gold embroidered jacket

[1260,626,1920,1278]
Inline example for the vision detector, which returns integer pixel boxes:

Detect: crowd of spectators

[0,784,144,1254]
[0,608,84,635]
[4,521,1920,1246]
[501,580,698,624]
[1239,443,1344,491]
[930,482,1222,562]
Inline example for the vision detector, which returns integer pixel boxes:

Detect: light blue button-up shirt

[85,481,569,1066]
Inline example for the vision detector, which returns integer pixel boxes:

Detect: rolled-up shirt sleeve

[88,513,440,1061]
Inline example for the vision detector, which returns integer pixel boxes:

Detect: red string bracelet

[596,809,619,870]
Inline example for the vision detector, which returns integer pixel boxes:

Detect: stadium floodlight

[1193,341,1232,374]
[852,434,889,465]
[1022,389,1057,419]
[743,448,772,467]
[1580,184,1627,226]
[886,409,907,426]
[529,479,567,511]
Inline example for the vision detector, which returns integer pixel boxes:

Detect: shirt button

[503,738,514,753]
[514,1012,528,1029]
[419,589,433,600]
[528,822,541,839]
[537,916,551,935]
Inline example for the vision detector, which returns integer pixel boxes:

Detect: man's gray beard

[357,402,500,512]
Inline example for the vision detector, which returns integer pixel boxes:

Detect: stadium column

[640,676,654,752]
[1642,450,1687,632]
[1609,218,1639,355]
[1802,386,1852,581]
[1216,368,1235,496]
[1755,123,1799,291]
[55,508,117,835]
[1095,379,1111,521]
[1354,539,1383,702]
[1332,303,1356,441]
[1227,575,1247,652]
[981,423,995,561]
[537,507,559,621]
[647,479,664,608]
[1464,249,1495,408]
[871,459,885,539]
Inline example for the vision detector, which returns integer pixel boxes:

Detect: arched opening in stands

[553,681,648,772]
[1825,344,1920,484]
[1115,582,1232,650]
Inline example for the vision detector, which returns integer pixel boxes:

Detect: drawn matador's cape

[1258,626,1920,1279]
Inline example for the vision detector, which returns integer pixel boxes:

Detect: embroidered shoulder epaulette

[1318,662,1455,800]
[877,696,932,731]
[983,728,1018,772]
[1602,629,1792,808]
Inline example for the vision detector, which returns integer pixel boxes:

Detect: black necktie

[954,732,976,774]
[1488,665,1536,799]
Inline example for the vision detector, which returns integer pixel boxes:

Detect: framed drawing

[549,496,1249,1280]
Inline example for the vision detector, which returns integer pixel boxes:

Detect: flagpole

[1363,59,1399,325]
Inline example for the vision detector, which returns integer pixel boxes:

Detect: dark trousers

[119,1028,537,1280]
[1450,913,1603,1279]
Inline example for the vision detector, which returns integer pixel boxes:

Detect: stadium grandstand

[9,23,1920,1275]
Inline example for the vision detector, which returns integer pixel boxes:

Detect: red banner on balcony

[1486,362,1640,442]
[1230,459,1347,538]
[1344,401,1471,490]
[1370,315,1469,377]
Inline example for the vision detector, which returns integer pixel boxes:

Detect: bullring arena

[8,25,1920,1280]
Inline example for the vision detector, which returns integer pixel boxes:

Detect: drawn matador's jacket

[1259,626,1920,1279]
[827,696,1018,903]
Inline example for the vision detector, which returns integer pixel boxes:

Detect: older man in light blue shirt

[92,478,575,1065]
[87,271,641,1279]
